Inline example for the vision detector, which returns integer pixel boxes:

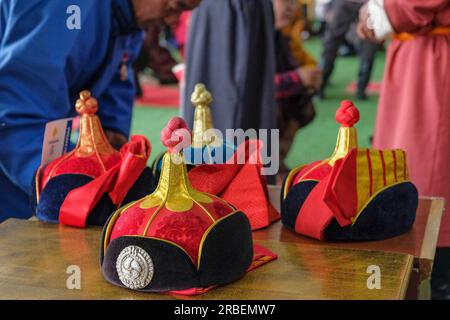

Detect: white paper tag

[40,118,74,167]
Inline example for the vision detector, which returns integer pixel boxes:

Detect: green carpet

[131,106,178,163]
[131,36,386,168]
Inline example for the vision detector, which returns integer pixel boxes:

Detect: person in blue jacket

[0,0,200,222]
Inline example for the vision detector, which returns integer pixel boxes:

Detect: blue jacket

[0,0,143,221]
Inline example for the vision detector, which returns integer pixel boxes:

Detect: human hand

[357,3,378,42]
[297,66,323,91]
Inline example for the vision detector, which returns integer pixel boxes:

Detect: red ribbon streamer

[59,135,151,228]
[295,151,358,240]
[189,140,280,230]
[169,244,278,296]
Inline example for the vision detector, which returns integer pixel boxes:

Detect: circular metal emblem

[116,245,154,290]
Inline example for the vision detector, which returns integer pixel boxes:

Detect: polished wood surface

[0,219,413,300]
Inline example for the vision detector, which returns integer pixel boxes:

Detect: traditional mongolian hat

[153,84,280,230]
[32,91,155,227]
[281,101,418,241]
[100,117,274,294]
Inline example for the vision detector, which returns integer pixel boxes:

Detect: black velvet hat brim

[100,211,253,292]
[34,167,156,226]
[324,182,418,241]
[197,210,253,288]
[281,180,418,241]
[102,235,200,292]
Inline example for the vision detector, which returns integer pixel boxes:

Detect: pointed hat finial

[328,101,359,165]
[74,90,116,157]
[190,84,220,148]
[336,100,360,127]
[141,116,210,212]
[76,90,98,116]
[160,116,191,154]
[191,84,213,107]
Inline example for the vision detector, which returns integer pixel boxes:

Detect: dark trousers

[431,248,450,300]
[320,0,379,95]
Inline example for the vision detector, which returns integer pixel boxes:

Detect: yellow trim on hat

[351,180,412,225]
[121,235,194,265]
[35,166,43,203]
[282,165,306,200]
[141,201,166,236]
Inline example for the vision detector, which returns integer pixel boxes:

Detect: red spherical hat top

[335,100,360,127]
[107,117,236,265]
[290,100,360,185]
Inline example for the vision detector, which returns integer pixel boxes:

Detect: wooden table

[0,219,413,300]
[265,186,446,299]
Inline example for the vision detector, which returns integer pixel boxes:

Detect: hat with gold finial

[150,84,279,231]
[32,90,155,227]
[280,100,418,241]
[100,116,257,293]
[151,84,235,182]
[186,84,280,231]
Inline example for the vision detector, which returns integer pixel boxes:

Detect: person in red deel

[358,0,450,299]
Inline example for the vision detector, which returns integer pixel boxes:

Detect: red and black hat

[281,101,418,241]
[151,84,280,231]
[32,91,155,227]
[100,117,254,293]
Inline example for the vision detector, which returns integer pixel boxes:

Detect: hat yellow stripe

[395,150,406,181]
[370,150,385,196]
[351,181,411,225]
[356,149,371,213]
[383,150,396,185]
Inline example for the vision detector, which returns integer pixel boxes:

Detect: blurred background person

[181,0,276,135]
[133,11,192,98]
[273,0,322,176]
[133,24,179,98]
[320,0,380,100]
[314,0,333,35]
[358,0,450,300]
[0,0,201,222]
